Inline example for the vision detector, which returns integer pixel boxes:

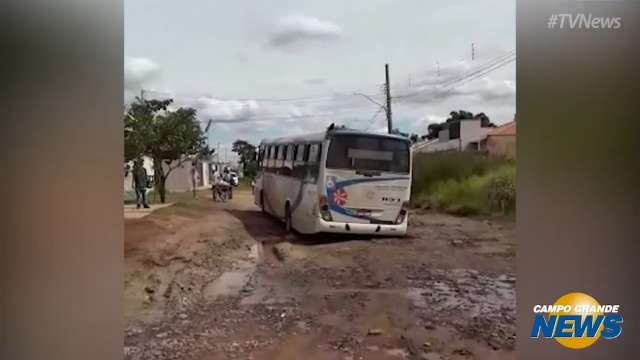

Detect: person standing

[133,159,150,209]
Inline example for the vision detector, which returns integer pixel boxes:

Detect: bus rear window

[326,135,410,173]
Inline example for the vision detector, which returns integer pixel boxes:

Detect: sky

[124,0,515,152]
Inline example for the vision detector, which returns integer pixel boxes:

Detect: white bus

[254,126,412,236]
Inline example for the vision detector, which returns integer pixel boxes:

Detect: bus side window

[259,145,266,169]
[283,144,294,176]
[307,143,320,183]
[292,144,298,164]
[293,144,306,179]
[295,144,305,162]
[268,145,275,170]
[276,144,285,173]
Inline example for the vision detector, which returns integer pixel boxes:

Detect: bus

[254,125,412,236]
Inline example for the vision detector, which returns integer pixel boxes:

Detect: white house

[124,156,212,197]
[413,119,494,153]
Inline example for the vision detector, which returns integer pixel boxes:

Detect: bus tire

[284,203,292,233]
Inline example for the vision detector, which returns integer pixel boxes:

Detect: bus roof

[259,128,410,145]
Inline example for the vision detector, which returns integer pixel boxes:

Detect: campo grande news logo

[530,292,623,349]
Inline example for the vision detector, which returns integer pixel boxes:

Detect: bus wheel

[284,203,292,233]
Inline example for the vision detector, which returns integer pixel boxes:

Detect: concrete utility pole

[385,63,393,134]
[204,119,213,156]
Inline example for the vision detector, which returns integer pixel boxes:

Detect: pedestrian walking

[133,159,150,209]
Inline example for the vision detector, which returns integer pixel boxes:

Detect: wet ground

[124,190,515,360]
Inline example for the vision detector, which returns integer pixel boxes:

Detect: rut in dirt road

[125,190,515,360]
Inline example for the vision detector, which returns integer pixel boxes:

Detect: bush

[487,166,516,214]
[412,151,503,197]
[428,174,487,215]
[412,151,515,216]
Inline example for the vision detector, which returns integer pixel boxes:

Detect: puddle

[240,277,306,305]
[405,268,516,349]
[203,244,261,301]
[204,266,254,300]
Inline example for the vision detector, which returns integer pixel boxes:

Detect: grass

[412,151,515,216]
[237,177,254,191]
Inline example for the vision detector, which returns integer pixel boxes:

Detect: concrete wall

[124,157,211,194]
[460,120,492,148]
[483,135,516,159]
[414,119,492,154]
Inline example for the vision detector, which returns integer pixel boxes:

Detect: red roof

[487,121,516,136]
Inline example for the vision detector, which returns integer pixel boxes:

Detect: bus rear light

[395,201,410,224]
[319,195,332,221]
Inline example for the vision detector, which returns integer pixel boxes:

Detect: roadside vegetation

[411,152,515,216]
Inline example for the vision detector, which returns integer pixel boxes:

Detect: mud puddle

[203,243,261,301]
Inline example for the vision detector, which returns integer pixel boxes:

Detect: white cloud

[124,56,160,90]
[268,14,342,48]
[194,97,260,123]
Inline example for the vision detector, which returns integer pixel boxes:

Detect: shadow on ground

[226,209,388,246]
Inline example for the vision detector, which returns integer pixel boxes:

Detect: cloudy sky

[125,0,515,150]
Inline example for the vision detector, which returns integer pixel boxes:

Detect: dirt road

[125,190,515,360]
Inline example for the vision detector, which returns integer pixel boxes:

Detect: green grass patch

[412,152,515,216]
[237,177,253,191]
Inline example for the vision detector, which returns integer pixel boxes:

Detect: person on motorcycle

[212,171,232,201]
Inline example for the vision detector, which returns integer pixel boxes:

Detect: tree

[472,112,494,127]
[232,139,257,178]
[423,110,496,140]
[124,98,210,203]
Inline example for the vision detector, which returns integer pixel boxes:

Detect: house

[413,118,494,153]
[124,156,212,200]
[480,121,516,159]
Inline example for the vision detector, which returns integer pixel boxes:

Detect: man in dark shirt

[133,159,150,209]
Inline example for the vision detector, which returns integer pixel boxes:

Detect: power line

[136,48,515,133]
[395,50,514,93]
[206,106,386,124]
[141,50,514,110]
[442,56,515,90]
[143,86,387,105]
[438,51,515,87]
[393,56,515,104]
[364,108,385,131]
[393,50,515,100]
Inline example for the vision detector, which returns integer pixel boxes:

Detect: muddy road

[125,190,515,360]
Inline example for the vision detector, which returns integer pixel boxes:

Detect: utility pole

[385,63,393,134]
[204,120,213,155]
[140,88,145,100]
[471,43,475,61]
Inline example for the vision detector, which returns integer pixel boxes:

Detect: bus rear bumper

[316,218,407,236]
